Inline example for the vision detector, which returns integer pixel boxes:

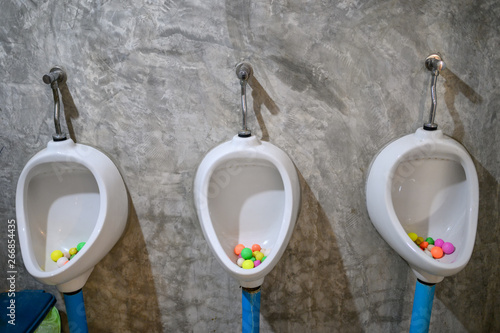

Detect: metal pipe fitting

[235,62,253,138]
[423,54,446,131]
[43,66,67,141]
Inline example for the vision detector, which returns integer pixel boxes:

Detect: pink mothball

[434,239,444,248]
[441,242,455,255]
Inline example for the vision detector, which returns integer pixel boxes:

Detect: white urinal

[16,139,128,292]
[366,128,478,283]
[194,63,300,288]
[16,67,128,293]
[194,134,300,288]
[366,55,479,283]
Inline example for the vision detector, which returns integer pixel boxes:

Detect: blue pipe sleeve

[64,289,89,333]
[410,280,436,333]
[242,288,261,333]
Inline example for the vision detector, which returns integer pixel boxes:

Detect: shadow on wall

[435,158,500,332]
[424,69,495,331]
[249,75,280,142]
[58,82,80,143]
[261,172,362,332]
[74,196,163,332]
[50,77,162,332]
[440,69,483,141]
[228,65,362,330]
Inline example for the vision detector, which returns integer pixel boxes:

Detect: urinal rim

[366,128,479,278]
[194,135,300,285]
[16,139,128,285]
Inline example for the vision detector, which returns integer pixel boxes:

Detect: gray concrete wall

[1,0,499,332]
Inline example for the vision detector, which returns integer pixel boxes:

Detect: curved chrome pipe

[235,62,253,137]
[424,54,446,131]
[43,66,67,141]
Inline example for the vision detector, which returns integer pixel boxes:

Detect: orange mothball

[234,244,245,255]
[251,244,261,252]
[419,241,429,250]
[431,246,444,259]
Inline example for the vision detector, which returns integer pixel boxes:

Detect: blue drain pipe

[64,289,89,333]
[409,280,436,333]
[242,286,261,333]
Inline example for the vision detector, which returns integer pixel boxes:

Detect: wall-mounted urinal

[194,63,300,332]
[366,55,479,332]
[195,135,300,287]
[16,67,128,331]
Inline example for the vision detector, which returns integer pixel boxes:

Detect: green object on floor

[34,306,61,333]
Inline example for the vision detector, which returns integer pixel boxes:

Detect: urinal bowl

[366,128,479,283]
[16,139,128,292]
[194,135,300,288]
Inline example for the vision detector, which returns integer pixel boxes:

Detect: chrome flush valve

[235,62,253,138]
[43,66,67,141]
[423,54,446,131]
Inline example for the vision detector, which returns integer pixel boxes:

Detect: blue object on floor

[64,289,88,333]
[0,290,56,333]
[242,287,261,333]
[410,280,436,333]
